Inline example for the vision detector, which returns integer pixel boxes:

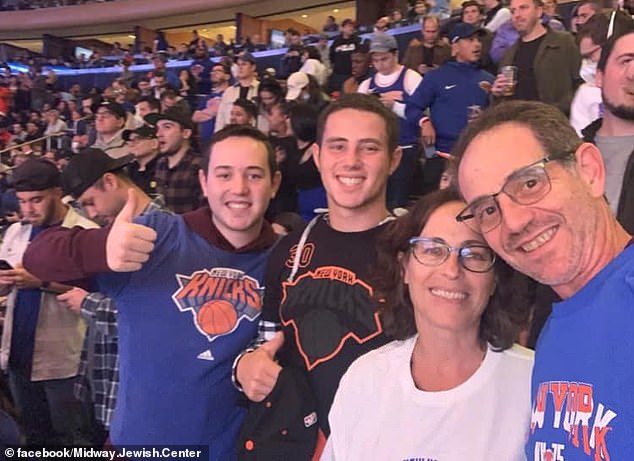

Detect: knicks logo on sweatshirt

[171,268,263,342]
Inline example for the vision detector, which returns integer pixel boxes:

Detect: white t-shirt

[300,58,329,87]
[322,336,534,461]
[570,83,602,136]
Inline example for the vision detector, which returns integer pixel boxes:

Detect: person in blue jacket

[406,22,494,191]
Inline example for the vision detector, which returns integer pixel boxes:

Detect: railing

[0,131,69,156]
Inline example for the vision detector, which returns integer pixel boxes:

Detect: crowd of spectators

[0,0,113,10]
[0,0,632,459]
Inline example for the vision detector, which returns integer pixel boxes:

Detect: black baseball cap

[97,101,126,119]
[62,148,134,198]
[155,106,193,130]
[12,158,61,192]
[122,115,158,141]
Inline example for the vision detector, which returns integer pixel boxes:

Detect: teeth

[430,288,467,300]
[521,227,556,252]
[338,177,363,186]
[227,203,249,209]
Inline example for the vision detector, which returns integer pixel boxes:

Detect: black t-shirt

[262,218,391,435]
[285,144,323,191]
[512,34,545,102]
[127,156,159,197]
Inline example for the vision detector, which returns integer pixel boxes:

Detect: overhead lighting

[127,35,135,39]
[333,8,339,12]
[301,14,308,18]
[230,25,236,29]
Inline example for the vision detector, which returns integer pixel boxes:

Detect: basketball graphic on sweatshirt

[172,267,263,342]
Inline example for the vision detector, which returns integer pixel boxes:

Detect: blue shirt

[196,90,224,143]
[98,211,272,459]
[526,244,634,460]
[10,225,46,378]
[406,61,494,153]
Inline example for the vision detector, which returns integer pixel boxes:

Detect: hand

[106,188,157,272]
[4,212,19,223]
[236,332,284,402]
[421,120,436,147]
[379,90,403,109]
[0,264,41,289]
[491,74,508,97]
[57,287,88,313]
[205,97,221,115]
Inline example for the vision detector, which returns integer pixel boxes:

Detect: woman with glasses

[322,188,534,461]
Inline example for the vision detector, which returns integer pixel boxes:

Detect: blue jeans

[8,371,90,445]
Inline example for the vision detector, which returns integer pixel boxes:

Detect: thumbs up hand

[236,332,285,402]
[106,188,157,272]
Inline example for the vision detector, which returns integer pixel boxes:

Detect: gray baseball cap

[369,33,398,53]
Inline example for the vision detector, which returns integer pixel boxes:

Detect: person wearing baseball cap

[405,21,494,194]
[153,106,205,214]
[91,100,129,159]
[215,51,260,132]
[357,32,423,208]
[59,147,164,443]
[0,157,97,445]
[122,118,160,197]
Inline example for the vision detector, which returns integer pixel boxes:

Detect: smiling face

[458,122,605,289]
[200,136,280,247]
[403,201,495,336]
[313,108,400,218]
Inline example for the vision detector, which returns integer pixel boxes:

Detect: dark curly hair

[373,188,532,351]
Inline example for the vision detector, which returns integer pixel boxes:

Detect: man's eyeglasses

[408,237,496,273]
[456,154,575,233]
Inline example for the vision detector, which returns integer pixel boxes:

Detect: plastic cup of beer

[500,65,517,96]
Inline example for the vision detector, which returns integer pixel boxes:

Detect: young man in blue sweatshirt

[406,22,495,189]
[23,126,282,459]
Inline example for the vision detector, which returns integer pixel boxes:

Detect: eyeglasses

[456,154,575,233]
[408,237,496,273]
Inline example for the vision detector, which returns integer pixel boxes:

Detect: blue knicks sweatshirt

[97,210,274,460]
[406,61,494,153]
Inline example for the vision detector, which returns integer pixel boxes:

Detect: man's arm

[23,226,110,282]
[24,189,158,280]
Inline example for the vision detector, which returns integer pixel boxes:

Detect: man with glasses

[454,100,634,459]
[122,118,160,197]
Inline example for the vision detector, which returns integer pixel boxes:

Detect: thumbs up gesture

[106,188,157,272]
[236,332,285,402]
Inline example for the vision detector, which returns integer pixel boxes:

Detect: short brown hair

[316,93,399,154]
[373,188,532,350]
[203,124,277,177]
[453,101,581,185]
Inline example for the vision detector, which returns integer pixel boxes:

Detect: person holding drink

[492,0,580,114]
